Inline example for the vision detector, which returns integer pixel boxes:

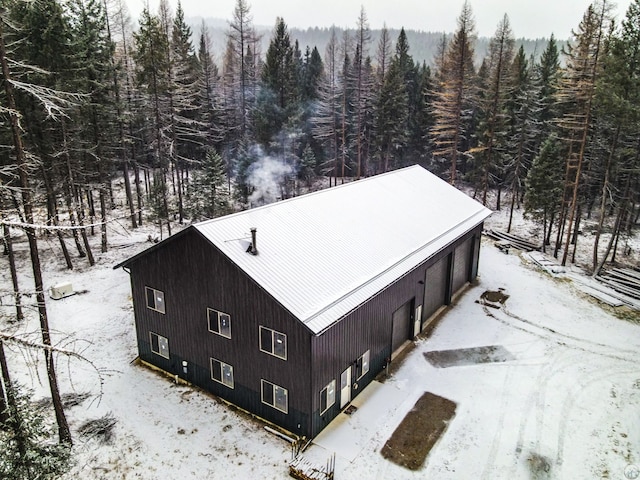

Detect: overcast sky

[126,0,633,39]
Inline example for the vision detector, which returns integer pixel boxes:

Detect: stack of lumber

[484,230,541,252]
[527,251,566,274]
[289,455,334,480]
[596,267,640,301]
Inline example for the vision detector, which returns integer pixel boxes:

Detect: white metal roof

[195,165,492,334]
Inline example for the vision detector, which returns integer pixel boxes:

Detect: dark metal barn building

[115,165,491,439]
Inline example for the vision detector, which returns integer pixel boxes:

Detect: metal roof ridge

[301,206,491,325]
[194,165,423,228]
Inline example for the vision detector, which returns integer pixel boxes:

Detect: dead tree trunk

[91,105,109,253]
[0,340,11,425]
[61,120,94,265]
[0,21,71,445]
[593,124,619,270]
[42,166,73,269]
[1,197,23,321]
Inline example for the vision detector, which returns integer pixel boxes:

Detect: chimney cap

[247,227,258,255]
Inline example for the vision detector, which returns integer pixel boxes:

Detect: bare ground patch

[380,392,456,470]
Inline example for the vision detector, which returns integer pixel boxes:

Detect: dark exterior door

[391,300,413,354]
[452,238,472,293]
[423,256,449,321]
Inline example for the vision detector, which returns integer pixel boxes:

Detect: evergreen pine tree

[187,149,231,220]
[68,0,117,253]
[535,34,561,149]
[133,7,172,236]
[472,14,515,207]
[0,384,71,479]
[591,0,640,272]
[375,29,411,172]
[301,46,323,102]
[196,23,225,151]
[525,137,564,252]
[255,17,296,146]
[504,46,539,232]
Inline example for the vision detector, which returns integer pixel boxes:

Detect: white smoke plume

[247,155,295,206]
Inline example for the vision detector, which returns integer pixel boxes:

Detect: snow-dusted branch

[0,209,144,232]
[8,80,86,119]
[6,57,50,75]
[0,331,105,399]
[1,332,84,361]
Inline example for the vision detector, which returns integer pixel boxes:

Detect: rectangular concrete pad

[424,345,515,368]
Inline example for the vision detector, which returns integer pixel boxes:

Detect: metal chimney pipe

[250,227,258,255]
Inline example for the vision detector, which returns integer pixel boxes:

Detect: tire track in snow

[554,367,638,474]
[483,302,639,364]
[479,362,516,480]
[481,300,640,477]
[508,348,581,477]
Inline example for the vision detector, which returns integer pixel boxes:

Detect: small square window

[210,357,234,388]
[150,332,169,359]
[274,386,288,413]
[320,379,336,415]
[356,350,370,380]
[145,287,165,314]
[259,327,287,360]
[262,379,274,405]
[208,308,231,339]
[261,379,288,414]
[219,314,231,337]
[273,332,287,359]
[260,327,273,353]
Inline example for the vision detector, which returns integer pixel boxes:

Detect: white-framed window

[145,286,165,314]
[261,379,288,414]
[208,308,231,339]
[320,379,336,415]
[210,357,234,388]
[259,326,287,360]
[356,350,370,379]
[150,332,169,359]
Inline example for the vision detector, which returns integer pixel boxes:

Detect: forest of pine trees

[1,0,638,267]
[1,0,640,471]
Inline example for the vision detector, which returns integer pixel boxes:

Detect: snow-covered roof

[195,165,491,334]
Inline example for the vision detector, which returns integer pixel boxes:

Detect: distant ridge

[186,16,561,68]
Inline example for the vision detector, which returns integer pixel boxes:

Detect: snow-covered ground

[1,203,639,479]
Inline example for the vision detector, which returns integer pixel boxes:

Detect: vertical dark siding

[127,227,313,437]
[308,224,484,437]
[124,223,484,439]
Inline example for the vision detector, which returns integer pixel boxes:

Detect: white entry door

[414,304,423,337]
[340,366,351,408]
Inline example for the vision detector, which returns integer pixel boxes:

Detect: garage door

[452,238,471,293]
[423,256,449,321]
[391,300,412,354]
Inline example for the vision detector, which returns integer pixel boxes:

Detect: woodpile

[289,454,335,480]
[596,267,640,301]
[484,230,541,252]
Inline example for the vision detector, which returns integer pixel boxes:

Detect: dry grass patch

[380,391,456,470]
